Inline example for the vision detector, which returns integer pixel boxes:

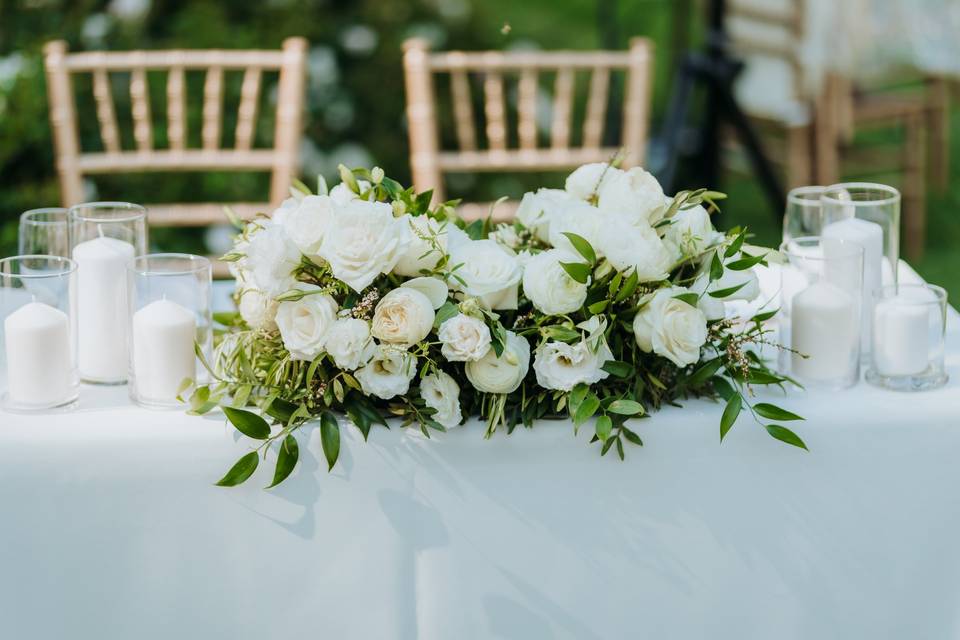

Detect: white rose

[329,181,371,205]
[633,287,708,367]
[438,313,491,362]
[420,371,463,428]
[236,280,278,331]
[532,339,614,391]
[522,249,589,315]
[516,188,574,242]
[242,223,301,296]
[663,204,723,258]
[371,287,435,345]
[325,318,375,370]
[401,276,448,309]
[548,200,607,257]
[394,215,446,277]
[354,346,417,400]
[319,199,412,292]
[465,330,530,394]
[490,224,522,249]
[596,166,667,225]
[269,195,301,226]
[281,195,334,257]
[275,286,339,361]
[691,260,760,303]
[598,218,673,283]
[565,162,620,201]
[447,227,522,310]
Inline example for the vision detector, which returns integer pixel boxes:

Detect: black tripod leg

[657,59,698,191]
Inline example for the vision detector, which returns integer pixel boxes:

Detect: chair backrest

[402,38,653,202]
[726,0,807,101]
[43,37,307,222]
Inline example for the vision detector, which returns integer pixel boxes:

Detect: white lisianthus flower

[548,200,606,257]
[522,249,589,315]
[465,331,530,394]
[438,313,491,362]
[319,199,412,292]
[515,188,573,242]
[394,215,446,277]
[371,287,436,345]
[447,227,523,310]
[663,204,723,258]
[354,346,417,400]
[596,166,667,225]
[420,370,463,428]
[274,286,339,361]
[598,219,673,283]
[325,317,376,370]
[243,223,301,296]
[236,279,278,331]
[532,339,614,391]
[632,287,708,367]
[281,194,334,257]
[565,162,619,201]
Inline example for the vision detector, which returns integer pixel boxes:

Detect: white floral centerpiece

[191,163,805,488]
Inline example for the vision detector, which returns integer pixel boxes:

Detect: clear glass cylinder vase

[19,207,69,257]
[0,256,79,411]
[782,185,825,245]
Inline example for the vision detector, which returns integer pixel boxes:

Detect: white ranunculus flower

[465,330,530,394]
[420,370,463,428]
[438,313,491,362]
[401,276,448,309]
[565,162,620,201]
[275,286,339,361]
[371,287,435,345]
[515,188,574,242]
[632,287,708,367]
[236,279,278,331]
[548,200,606,257]
[325,317,375,370]
[281,194,334,257]
[532,339,614,391]
[663,204,723,258]
[394,215,446,277]
[596,166,667,225]
[243,223,301,296]
[447,227,523,310]
[354,346,417,400]
[522,249,589,315]
[319,199,412,292]
[598,218,674,283]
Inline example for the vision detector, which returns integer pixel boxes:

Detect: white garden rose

[515,188,573,242]
[243,223,301,296]
[329,180,371,205]
[632,287,708,367]
[691,259,761,303]
[447,227,523,310]
[268,195,301,226]
[354,346,417,400]
[371,287,435,345]
[596,166,667,225]
[548,200,606,257]
[420,371,463,428]
[522,249,589,315]
[465,331,531,394]
[532,339,614,391]
[438,313,491,362]
[565,162,619,201]
[318,199,412,292]
[281,194,334,257]
[325,317,375,370]
[394,215,446,277]
[236,280,278,331]
[663,204,723,258]
[275,286,339,361]
[400,276,448,309]
[598,218,674,282]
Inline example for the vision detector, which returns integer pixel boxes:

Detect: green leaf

[725,253,766,271]
[320,412,341,471]
[223,407,271,440]
[751,308,779,323]
[587,300,609,314]
[601,360,634,378]
[710,251,724,281]
[568,383,589,417]
[673,292,700,307]
[754,403,805,422]
[215,451,259,487]
[264,398,298,425]
[724,231,746,258]
[267,435,299,488]
[687,359,723,387]
[543,325,581,343]
[712,376,735,401]
[615,269,639,303]
[574,393,601,425]
[747,369,786,385]
[595,415,613,442]
[621,427,643,446]
[434,301,459,328]
[561,232,597,264]
[607,399,645,415]
[559,261,591,284]
[708,281,748,299]
[213,311,240,326]
[720,393,742,441]
[765,424,809,450]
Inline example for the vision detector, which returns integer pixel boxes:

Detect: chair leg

[813,75,840,185]
[902,113,926,262]
[786,124,813,188]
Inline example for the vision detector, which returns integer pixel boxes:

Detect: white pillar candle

[72,236,135,382]
[822,218,884,348]
[4,302,74,407]
[872,297,929,376]
[132,299,196,403]
[791,282,859,381]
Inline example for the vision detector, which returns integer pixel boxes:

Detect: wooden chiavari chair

[402,38,653,222]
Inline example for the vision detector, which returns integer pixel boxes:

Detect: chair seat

[457,200,519,224]
[145,202,273,227]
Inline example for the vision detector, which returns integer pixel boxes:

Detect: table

[2,275,959,640]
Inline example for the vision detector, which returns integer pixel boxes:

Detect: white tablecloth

[2,277,959,640]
